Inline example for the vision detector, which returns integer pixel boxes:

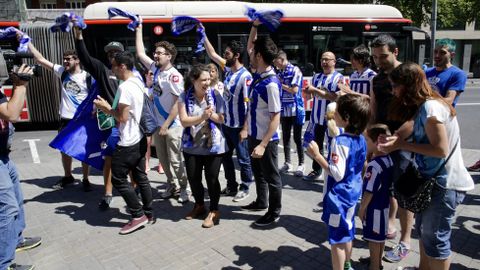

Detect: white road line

[23,139,41,164]
[456,103,480,106]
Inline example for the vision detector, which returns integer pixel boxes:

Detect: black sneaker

[221,187,237,197]
[7,263,35,270]
[254,213,280,227]
[146,214,156,225]
[241,201,267,211]
[53,176,75,190]
[16,237,42,252]
[82,178,92,192]
[98,195,113,210]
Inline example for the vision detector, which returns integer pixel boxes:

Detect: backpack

[130,78,161,135]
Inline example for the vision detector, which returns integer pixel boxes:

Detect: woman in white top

[379,62,474,270]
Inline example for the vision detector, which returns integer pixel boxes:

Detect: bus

[82,1,424,74]
[82,1,426,111]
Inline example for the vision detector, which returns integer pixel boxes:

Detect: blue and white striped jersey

[248,69,282,141]
[311,71,344,126]
[223,66,253,128]
[349,68,376,96]
[277,63,303,117]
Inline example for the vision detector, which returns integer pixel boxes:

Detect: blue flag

[0,27,31,52]
[245,7,284,32]
[171,16,205,54]
[107,7,142,31]
[50,12,87,33]
[49,82,111,170]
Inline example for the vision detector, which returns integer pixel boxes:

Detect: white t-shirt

[54,64,90,119]
[416,99,474,191]
[150,64,184,127]
[117,77,144,147]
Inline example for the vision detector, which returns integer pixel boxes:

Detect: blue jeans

[222,125,253,191]
[0,157,25,270]
[415,185,466,259]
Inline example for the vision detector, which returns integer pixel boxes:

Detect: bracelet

[252,24,259,28]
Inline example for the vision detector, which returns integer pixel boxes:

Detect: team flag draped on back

[49,82,111,170]
[171,16,206,54]
[50,12,87,32]
[0,27,31,52]
[245,7,284,32]
[107,7,142,31]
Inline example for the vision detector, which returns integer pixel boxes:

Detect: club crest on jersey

[171,75,180,83]
[246,78,252,86]
[331,153,339,164]
[365,171,372,180]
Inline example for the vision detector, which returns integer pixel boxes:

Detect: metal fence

[20,22,75,124]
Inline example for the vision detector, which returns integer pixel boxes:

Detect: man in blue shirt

[425,38,467,107]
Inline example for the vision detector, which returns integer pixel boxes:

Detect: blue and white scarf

[0,27,30,52]
[171,16,205,54]
[182,88,222,153]
[50,12,87,32]
[107,7,142,31]
[245,7,284,32]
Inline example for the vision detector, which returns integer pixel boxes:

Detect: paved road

[8,128,480,270]
[457,85,480,149]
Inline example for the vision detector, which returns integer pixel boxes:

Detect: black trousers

[111,137,153,218]
[312,124,327,173]
[249,137,282,217]
[281,116,304,165]
[183,152,223,211]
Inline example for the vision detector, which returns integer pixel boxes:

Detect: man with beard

[202,26,254,202]
[27,42,91,191]
[425,38,467,107]
[135,23,190,203]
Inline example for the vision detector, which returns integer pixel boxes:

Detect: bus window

[312,34,360,75]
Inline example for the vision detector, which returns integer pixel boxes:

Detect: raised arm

[247,19,261,55]
[135,24,154,68]
[27,43,54,71]
[202,25,225,67]
[73,26,104,76]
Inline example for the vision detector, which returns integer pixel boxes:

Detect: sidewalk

[13,144,480,270]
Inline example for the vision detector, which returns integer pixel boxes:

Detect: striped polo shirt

[277,63,303,117]
[349,68,377,96]
[310,71,343,126]
[223,66,253,128]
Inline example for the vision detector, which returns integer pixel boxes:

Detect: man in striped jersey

[203,28,254,202]
[240,21,282,227]
[304,51,343,181]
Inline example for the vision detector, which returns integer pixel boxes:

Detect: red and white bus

[83,1,424,111]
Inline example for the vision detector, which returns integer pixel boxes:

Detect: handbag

[97,87,121,131]
[394,139,458,213]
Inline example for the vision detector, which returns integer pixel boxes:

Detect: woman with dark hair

[379,62,473,270]
[178,64,227,228]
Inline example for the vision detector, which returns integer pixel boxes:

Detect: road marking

[456,103,480,106]
[23,139,41,163]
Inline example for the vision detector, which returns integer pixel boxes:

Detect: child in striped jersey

[358,124,394,270]
[307,94,370,270]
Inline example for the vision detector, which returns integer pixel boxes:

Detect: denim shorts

[415,185,465,259]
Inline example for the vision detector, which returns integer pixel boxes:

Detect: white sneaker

[161,185,179,199]
[295,165,304,177]
[177,188,191,203]
[233,190,250,202]
[279,163,292,173]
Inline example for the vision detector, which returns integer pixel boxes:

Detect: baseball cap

[104,41,125,53]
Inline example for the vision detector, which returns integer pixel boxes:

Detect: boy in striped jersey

[339,45,376,98]
[240,21,282,227]
[358,124,394,270]
[304,52,343,181]
[203,27,254,202]
[274,50,305,177]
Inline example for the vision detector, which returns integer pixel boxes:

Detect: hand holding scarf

[107,7,142,31]
[245,6,284,32]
